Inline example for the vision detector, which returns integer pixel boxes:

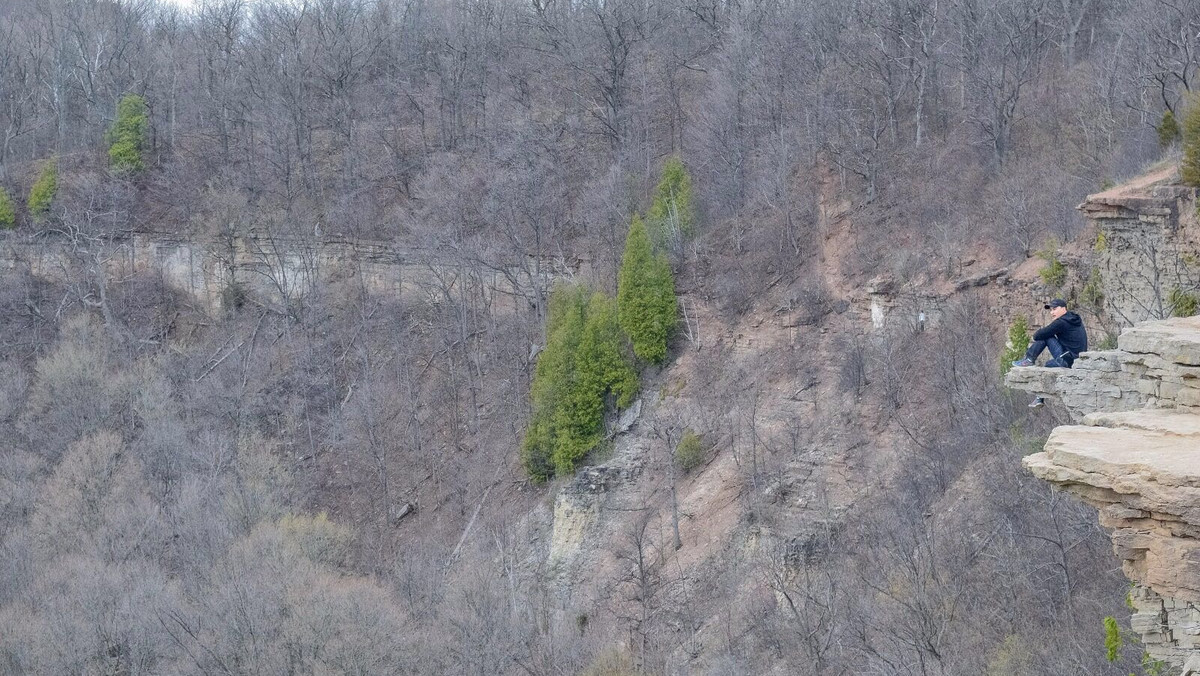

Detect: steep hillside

[4,0,1200,672]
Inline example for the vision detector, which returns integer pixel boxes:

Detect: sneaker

[1028,397,1045,409]
[1011,358,1035,368]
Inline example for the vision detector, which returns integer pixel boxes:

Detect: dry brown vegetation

[2,0,1197,673]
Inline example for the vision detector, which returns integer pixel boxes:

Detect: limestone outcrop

[1008,316,1200,670]
[549,464,636,565]
[0,230,559,314]
[1081,166,1199,326]
[1006,317,1200,422]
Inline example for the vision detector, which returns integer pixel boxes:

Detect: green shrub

[1169,287,1199,317]
[0,187,15,229]
[1183,96,1200,187]
[522,285,639,480]
[1038,249,1067,289]
[1103,616,1122,662]
[27,157,57,222]
[617,215,677,364]
[1158,109,1181,148]
[1000,316,1031,375]
[675,430,707,471]
[1080,269,1104,312]
[108,93,149,173]
[646,156,695,244]
[1141,652,1170,676]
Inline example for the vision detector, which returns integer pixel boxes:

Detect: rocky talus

[1008,316,1200,673]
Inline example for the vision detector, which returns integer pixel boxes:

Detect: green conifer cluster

[646,156,695,246]
[1000,316,1031,375]
[617,215,677,363]
[108,94,149,174]
[27,158,58,222]
[0,187,15,229]
[1102,616,1122,662]
[1158,109,1180,148]
[522,159,690,480]
[522,286,639,481]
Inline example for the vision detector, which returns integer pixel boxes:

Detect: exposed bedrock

[1008,317,1200,671]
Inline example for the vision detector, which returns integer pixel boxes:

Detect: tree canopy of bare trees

[1,0,1194,673]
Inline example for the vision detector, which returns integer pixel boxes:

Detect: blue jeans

[1025,336,1074,368]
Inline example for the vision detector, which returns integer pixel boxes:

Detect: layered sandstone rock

[1006,317,1200,422]
[1009,317,1200,670]
[0,230,559,314]
[1081,166,1199,325]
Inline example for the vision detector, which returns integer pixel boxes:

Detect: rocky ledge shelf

[1006,316,1200,422]
[1007,316,1200,673]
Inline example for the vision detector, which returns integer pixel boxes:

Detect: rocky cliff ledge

[1007,316,1200,673]
[1006,317,1200,422]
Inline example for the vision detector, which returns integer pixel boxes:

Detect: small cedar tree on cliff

[1182,96,1200,187]
[27,158,58,222]
[108,94,150,173]
[0,187,15,229]
[646,156,695,248]
[617,215,677,364]
[522,285,638,480]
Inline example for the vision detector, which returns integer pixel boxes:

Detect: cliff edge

[1008,316,1200,672]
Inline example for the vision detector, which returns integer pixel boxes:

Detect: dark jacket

[1033,311,1088,356]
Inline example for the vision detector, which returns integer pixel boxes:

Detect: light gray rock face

[1081,175,1198,326]
[1011,317,1200,670]
[1006,317,1200,422]
[0,231,559,314]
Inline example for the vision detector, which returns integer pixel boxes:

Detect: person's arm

[1032,317,1066,342]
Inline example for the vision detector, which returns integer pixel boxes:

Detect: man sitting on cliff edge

[1012,298,1088,407]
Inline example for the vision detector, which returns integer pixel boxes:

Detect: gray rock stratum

[1008,316,1200,672]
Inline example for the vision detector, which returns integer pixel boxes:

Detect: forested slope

[1,0,1199,673]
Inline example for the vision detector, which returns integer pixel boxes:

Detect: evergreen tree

[1183,97,1200,187]
[646,156,695,246]
[1158,109,1181,148]
[618,215,677,363]
[108,93,149,173]
[522,286,639,480]
[27,157,58,223]
[522,286,587,481]
[552,293,638,475]
[1000,316,1031,375]
[0,187,15,229]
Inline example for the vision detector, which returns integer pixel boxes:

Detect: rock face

[1081,168,1199,325]
[548,454,646,566]
[549,465,625,564]
[0,230,558,314]
[1008,316,1200,670]
[1006,317,1200,422]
